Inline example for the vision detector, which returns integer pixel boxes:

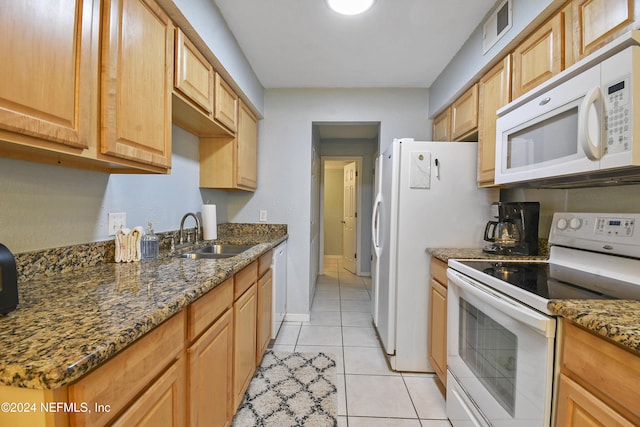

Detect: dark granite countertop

[548,300,640,355]
[427,247,548,263]
[0,226,287,389]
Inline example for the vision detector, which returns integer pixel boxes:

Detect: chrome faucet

[179,212,202,245]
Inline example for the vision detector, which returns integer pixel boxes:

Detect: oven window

[507,107,578,169]
[459,298,517,416]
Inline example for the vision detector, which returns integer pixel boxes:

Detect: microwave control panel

[604,75,631,154]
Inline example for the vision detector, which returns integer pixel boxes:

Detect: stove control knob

[569,218,582,230]
[557,218,568,230]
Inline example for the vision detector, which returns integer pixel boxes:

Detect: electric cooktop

[456,260,640,301]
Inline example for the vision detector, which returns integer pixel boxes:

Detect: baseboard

[284,313,311,322]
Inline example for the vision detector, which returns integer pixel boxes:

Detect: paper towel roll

[202,204,217,240]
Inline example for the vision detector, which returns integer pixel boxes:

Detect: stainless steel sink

[177,244,254,259]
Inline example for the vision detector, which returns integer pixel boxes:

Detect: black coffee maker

[483,202,540,256]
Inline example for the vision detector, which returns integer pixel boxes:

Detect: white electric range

[446,212,640,427]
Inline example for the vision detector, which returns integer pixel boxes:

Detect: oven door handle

[448,269,556,337]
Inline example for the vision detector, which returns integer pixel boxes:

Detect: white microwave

[495,43,640,187]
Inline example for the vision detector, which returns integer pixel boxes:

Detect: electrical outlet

[259,210,268,222]
[108,212,127,235]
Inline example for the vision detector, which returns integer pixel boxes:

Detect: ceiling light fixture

[326,0,376,15]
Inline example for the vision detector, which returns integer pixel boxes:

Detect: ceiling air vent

[482,0,512,54]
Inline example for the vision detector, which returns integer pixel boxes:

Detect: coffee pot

[484,218,521,248]
[483,202,540,256]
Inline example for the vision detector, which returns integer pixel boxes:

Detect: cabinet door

[432,108,451,141]
[512,12,563,99]
[572,0,638,61]
[555,374,635,427]
[233,283,257,410]
[0,0,92,149]
[428,278,447,386]
[478,56,511,187]
[112,357,187,427]
[175,28,214,115]
[188,309,233,427]
[451,84,479,141]
[214,73,238,132]
[257,269,273,365]
[101,0,174,169]
[237,101,258,190]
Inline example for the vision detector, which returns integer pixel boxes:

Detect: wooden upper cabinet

[478,56,511,187]
[174,28,214,115]
[237,100,258,190]
[432,109,451,141]
[214,73,238,133]
[0,0,92,149]
[572,0,639,61]
[512,12,564,99]
[101,0,174,169]
[451,84,479,140]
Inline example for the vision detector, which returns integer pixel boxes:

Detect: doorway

[321,157,362,274]
[314,121,379,277]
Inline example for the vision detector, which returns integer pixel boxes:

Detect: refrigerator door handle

[372,193,383,256]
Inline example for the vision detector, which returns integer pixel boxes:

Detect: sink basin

[178,244,254,259]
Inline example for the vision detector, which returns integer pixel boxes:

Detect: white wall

[227,88,429,317]
[0,125,229,253]
[170,0,265,114]
[429,0,558,116]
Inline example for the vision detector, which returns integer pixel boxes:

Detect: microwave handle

[578,86,605,161]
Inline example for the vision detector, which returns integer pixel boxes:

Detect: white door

[342,161,357,273]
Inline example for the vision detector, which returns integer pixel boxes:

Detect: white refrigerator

[371,138,498,372]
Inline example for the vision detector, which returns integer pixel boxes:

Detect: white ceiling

[213,0,498,89]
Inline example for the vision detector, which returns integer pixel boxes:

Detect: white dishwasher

[271,242,287,339]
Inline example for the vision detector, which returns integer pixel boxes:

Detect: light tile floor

[271,256,451,427]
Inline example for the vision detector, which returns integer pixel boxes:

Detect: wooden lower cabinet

[428,258,448,389]
[0,253,276,427]
[233,282,258,410]
[556,374,635,427]
[257,268,273,364]
[555,319,640,426]
[112,356,186,427]
[68,312,185,426]
[188,309,234,427]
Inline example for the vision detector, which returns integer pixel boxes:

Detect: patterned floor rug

[232,351,338,427]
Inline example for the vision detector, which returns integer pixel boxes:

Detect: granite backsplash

[15,223,287,281]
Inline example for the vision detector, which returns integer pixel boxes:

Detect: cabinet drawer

[562,320,640,423]
[69,311,185,426]
[430,258,448,286]
[234,260,258,300]
[258,250,273,277]
[188,277,233,341]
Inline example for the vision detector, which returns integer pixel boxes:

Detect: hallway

[272,257,451,426]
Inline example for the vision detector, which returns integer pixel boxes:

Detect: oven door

[446,269,556,427]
